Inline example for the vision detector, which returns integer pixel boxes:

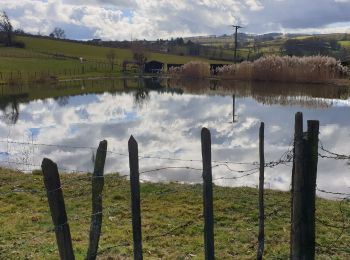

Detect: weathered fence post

[87,140,107,260]
[257,122,265,260]
[201,127,215,260]
[41,158,75,260]
[129,136,143,260]
[291,112,319,260]
[303,120,319,259]
[291,112,304,260]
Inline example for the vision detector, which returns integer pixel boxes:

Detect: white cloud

[1,0,350,40]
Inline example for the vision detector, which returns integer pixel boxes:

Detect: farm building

[144,60,164,73]
[341,60,349,66]
[167,64,183,70]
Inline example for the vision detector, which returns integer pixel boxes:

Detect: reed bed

[217,56,349,83]
[170,56,349,84]
[168,61,210,78]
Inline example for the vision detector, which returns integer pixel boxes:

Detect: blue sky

[1,0,350,40]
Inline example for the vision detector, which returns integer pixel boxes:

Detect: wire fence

[0,132,349,258]
[0,136,348,200]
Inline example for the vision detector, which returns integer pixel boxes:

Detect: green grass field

[19,36,214,64]
[0,169,349,259]
[0,36,230,84]
[339,41,350,49]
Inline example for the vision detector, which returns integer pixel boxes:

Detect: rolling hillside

[0,35,230,84]
[185,33,350,61]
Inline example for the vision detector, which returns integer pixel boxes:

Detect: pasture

[0,169,349,259]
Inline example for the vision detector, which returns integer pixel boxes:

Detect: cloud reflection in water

[0,79,349,199]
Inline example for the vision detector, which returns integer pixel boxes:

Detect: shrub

[12,41,25,48]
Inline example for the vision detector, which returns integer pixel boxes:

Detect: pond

[0,78,349,199]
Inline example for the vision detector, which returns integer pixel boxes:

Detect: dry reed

[168,61,210,78]
[216,56,349,83]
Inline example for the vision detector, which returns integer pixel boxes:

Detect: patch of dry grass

[216,56,349,83]
[169,61,211,78]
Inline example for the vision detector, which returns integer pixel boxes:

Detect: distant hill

[184,33,350,62]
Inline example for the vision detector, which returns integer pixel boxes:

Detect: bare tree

[0,11,13,46]
[106,49,116,71]
[50,27,66,39]
[132,44,148,72]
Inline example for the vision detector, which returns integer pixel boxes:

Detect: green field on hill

[0,36,228,72]
[0,169,349,259]
[0,36,231,84]
[339,40,350,49]
[20,36,226,64]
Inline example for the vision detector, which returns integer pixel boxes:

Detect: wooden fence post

[303,120,319,259]
[291,112,304,260]
[201,127,215,260]
[41,158,75,260]
[129,136,143,260]
[87,140,108,260]
[291,113,319,260]
[257,122,265,260]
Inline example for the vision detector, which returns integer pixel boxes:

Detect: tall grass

[216,56,349,83]
[169,61,210,78]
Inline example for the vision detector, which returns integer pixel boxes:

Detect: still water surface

[0,79,349,198]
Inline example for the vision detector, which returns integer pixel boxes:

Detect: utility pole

[232,95,236,123]
[231,25,243,63]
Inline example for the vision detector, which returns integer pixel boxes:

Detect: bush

[12,41,25,48]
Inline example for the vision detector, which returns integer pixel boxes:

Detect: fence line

[0,139,262,165]
[0,154,347,196]
[1,114,350,259]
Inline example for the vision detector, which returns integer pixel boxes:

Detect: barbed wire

[316,186,350,197]
[318,140,350,160]
[212,170,259,181]
[0,139,260,166]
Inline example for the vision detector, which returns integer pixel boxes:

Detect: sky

[1,0,350,40]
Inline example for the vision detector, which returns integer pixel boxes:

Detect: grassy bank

[0,169,349,259]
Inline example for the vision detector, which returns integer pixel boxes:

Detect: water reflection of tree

[54,96,70,106]
[3,100,19,124]
[133,88,150,107]
[168,79,350,108]
[0,95,24,125]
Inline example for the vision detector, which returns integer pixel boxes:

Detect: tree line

[0,10,67,48]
